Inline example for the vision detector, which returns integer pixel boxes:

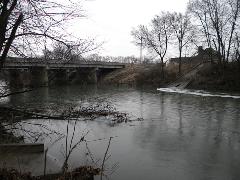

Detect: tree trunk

[178,48,182,75]
[0,13,23,69]
[237,58,240,71]
[161,57,164,80]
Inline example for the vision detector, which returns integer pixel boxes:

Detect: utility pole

[140,37,143,64]
[44,37,47,62]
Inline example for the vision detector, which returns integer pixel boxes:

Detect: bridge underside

[1,67,117,87]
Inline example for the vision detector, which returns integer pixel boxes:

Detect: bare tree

[132,12,172,79]
[43,43,75,62]
[226,0,240,62]
[233,33,240,69]
[169,12,195,74]
[43,40,101,63]
[188,0,240,64]
[0,0,86,69]
[0,0,103,99]
[188,0,214,62]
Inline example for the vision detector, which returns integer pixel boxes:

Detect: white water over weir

[157,87,240,99]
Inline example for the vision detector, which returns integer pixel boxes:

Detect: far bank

[101,62,240,93]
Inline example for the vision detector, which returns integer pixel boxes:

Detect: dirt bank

[102,63,177,87]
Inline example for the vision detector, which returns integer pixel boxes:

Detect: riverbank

[102,63,178,87]
[188,62,240,92]
[0,166,99,180]
[0,123,23,144]
[0,107,25,144]
[102,62,240,92]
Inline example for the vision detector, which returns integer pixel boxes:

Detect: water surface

[2,85,240,180]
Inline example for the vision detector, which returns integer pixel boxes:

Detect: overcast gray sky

[68,0,189,57]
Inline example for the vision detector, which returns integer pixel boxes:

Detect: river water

[1,85,240,180]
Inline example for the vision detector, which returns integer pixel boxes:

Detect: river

[1,85,240,180]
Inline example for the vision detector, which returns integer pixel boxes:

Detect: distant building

[169,46,219,65]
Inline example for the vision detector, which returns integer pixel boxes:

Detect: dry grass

[102,63,193,87]
[103,64,145,85]
[0,166,100,180]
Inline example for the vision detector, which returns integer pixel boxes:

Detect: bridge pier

[30,67,48,87]
[48,69,69,85]
[8,69,32,87]
[66,69,77,83]
[71,68,98,84]
[96,68,115,83]
[90,67,98,84]
[0,70,10,84]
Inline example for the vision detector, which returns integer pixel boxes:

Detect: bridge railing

[4,57,125,68]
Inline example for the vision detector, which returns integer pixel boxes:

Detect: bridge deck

[3,57,125,69]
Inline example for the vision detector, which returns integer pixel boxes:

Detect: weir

[167,61,211,89]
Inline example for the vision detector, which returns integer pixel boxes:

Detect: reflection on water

[0,80,9,104]
[1,85,240,180]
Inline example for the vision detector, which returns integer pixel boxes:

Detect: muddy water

[2,85,240,180]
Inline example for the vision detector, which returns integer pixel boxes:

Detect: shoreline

[101,63,240,93]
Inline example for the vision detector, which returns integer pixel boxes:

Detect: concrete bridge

[1,57,125,86]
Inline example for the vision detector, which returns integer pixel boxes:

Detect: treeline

[43,43,157,64]
[86,54,156,64]
[131,0,240,78]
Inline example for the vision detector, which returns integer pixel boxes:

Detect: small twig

[100,137,113,180]
[62,130,89,172]
[16,157,21,174]
[43,149,48,177]
[109,162,120,176]
[69,120,77,150]
[85,140,97,166]
[65,119,70,171]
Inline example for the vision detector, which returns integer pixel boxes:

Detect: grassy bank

[102,63,175,87]
[102,62,240,92]
[188,62,240,92]
[102,63,195,87]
